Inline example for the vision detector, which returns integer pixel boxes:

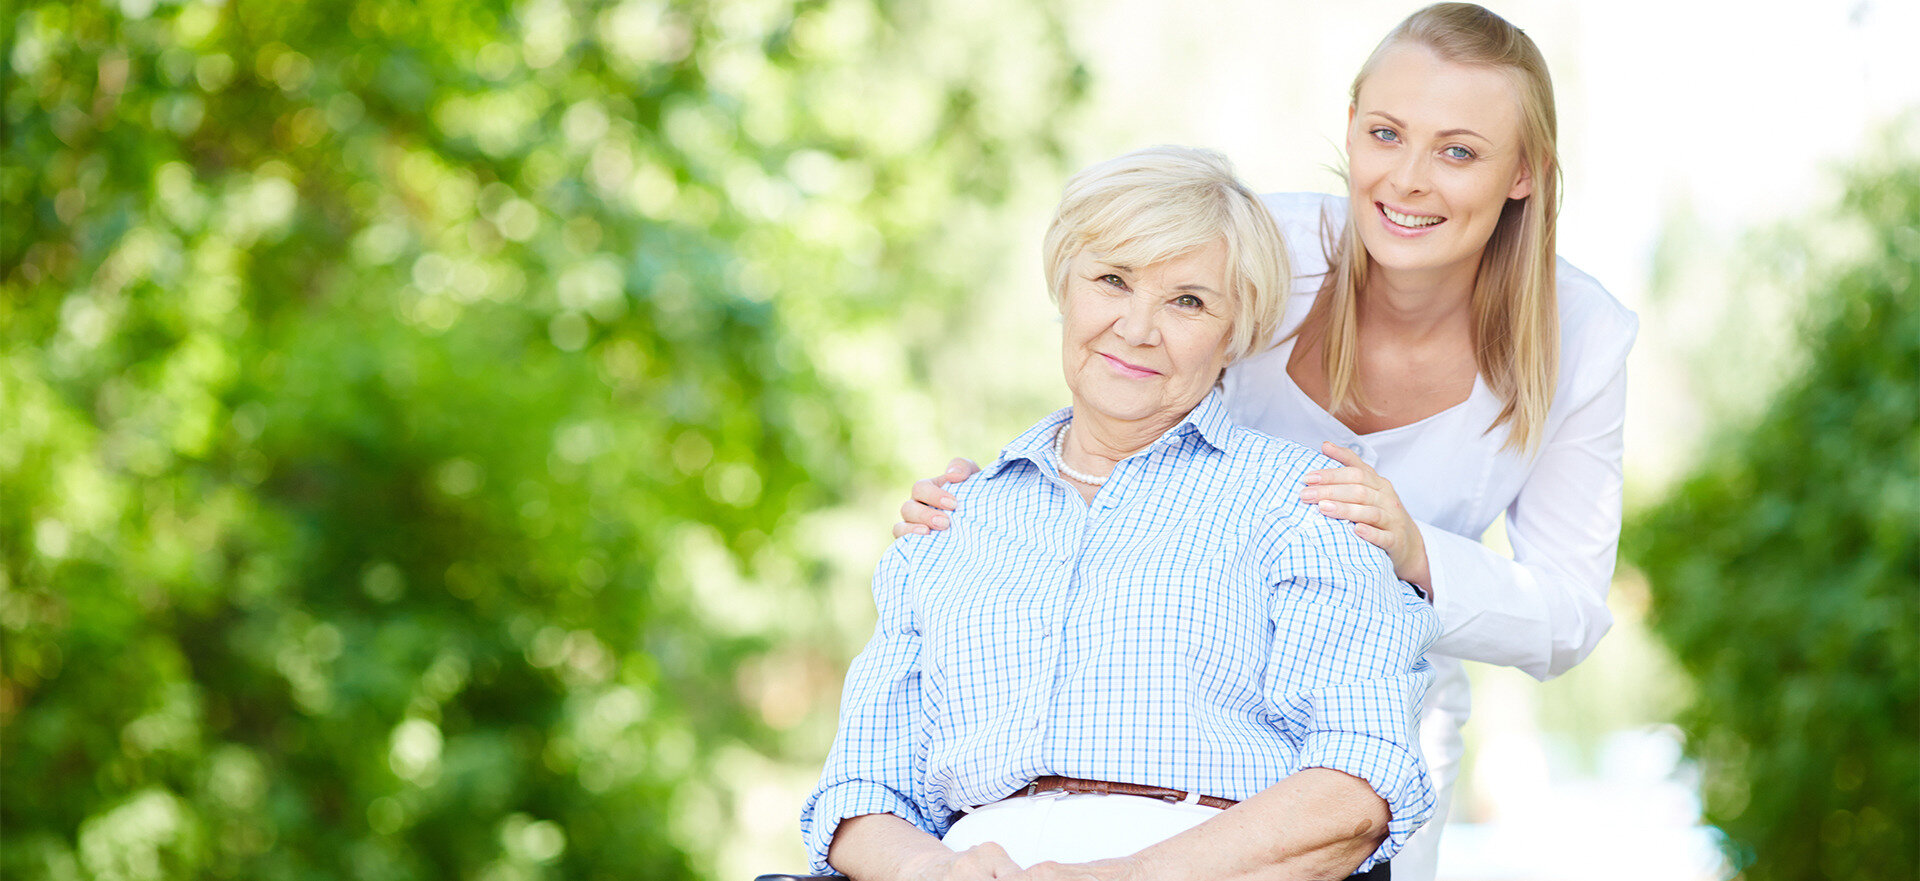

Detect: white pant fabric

[939,792,1222,866]
[1394,699,1467,881]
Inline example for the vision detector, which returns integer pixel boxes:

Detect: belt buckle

[1024,780,1066,801]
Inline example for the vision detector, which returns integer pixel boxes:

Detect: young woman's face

[1346,43,1534,288]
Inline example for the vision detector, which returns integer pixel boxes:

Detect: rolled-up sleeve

[1263,509,1441,869]
[800,542,932,873]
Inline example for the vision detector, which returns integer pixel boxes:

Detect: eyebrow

[1091,259,1222,297]
[1368,111,1490,142]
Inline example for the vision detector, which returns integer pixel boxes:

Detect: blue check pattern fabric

[801,391,1439,873]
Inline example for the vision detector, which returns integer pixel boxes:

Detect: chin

[1076,395,1158,423]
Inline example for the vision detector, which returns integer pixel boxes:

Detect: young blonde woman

[896,5,1638,878]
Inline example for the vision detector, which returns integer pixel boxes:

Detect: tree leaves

[1628,124,1920,881]
[0,0,1081,878]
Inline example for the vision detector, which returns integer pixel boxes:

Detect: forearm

[1127,769,1388,881]
[827,813,953,881]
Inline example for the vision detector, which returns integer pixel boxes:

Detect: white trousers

[939,792,1222,867]
[1392,705,1465,881]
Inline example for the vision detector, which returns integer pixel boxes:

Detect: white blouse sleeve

[1421,297,1636,680]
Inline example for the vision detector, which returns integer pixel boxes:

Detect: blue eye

[1371,127,1399,143]
[1444,145,1474,160]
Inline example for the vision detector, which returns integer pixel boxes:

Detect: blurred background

[1,0,1913,880]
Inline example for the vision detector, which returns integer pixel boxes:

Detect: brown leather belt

[1020,775,1239,811]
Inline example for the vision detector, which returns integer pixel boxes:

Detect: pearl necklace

[1052,423,1109,487]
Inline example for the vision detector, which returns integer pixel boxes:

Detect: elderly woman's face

[1060,241,1234,427]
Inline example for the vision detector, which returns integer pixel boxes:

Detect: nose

[1388,148,1431,195]
[1114,293,1161,347]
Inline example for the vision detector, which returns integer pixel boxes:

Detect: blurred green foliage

[1628,125,1919,880]
[0,0,1081,878]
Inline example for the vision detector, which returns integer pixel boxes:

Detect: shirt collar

[978,388,1236,480]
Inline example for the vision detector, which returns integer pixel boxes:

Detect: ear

[1507,162,1535,201]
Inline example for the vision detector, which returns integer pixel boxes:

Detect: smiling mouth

[1380,204,1444,229]
[1101,353,1160,378]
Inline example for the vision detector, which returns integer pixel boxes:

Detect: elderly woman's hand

[892,458,981,538]
[1302,441,1433,593]
[829,814,1021,881]
[902,842,1024,881]
[1011,858,1144,881]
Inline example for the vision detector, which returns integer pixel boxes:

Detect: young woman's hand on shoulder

[1303,441,1433,593]
[893,458,981,537]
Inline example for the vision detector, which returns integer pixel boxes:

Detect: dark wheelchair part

[754,860,1386,879]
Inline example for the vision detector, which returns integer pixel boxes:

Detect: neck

[1061,404,1190,473]
[1361,260,1477,337]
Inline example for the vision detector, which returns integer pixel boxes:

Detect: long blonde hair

[1304,2,1561,452]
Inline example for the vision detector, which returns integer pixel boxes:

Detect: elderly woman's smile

[1099,353,1163,382]
[1062,241,1235,432]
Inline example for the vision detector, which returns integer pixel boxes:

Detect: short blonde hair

[1309,2,1561,452]
[1041,146,1289,365]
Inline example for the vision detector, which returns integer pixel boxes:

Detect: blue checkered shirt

[802,391,1438,872]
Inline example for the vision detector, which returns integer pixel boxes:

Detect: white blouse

[1222,192,1638,878]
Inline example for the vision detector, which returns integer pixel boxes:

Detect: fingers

[1319,440,1365,468]
[1300,482,1380,507]
[950,842,1021,879]
[913,478,958,510]
[1314,498,1388,529]
[1350,521,1389,548]
[1337,509,1399,557]
[899,476,956,537]
[1305,442,1379,486]
[981,843,1022,877]
[1014,858,1136,880]
[1302,466,1360,488]
[896,499,949,535]
[896,459,977,539]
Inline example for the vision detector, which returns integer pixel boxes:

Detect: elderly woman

[801,146,1439,881]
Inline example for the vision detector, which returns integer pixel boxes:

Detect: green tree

[0,1,1083,878]
[1628,127,1920,880]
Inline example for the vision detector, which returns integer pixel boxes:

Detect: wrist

[1403,558,1433,595]
[1400,528,1433,595]
[893,848,953,881]
[1114,849,1182,881]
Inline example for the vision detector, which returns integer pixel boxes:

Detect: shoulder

[1227,426,1398,580]
[1206,423,1400,585]
[1259,191,1345,226]
[1258,192,1344,275]
[1553,257,1639,399]
[1216,421,1338,498]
